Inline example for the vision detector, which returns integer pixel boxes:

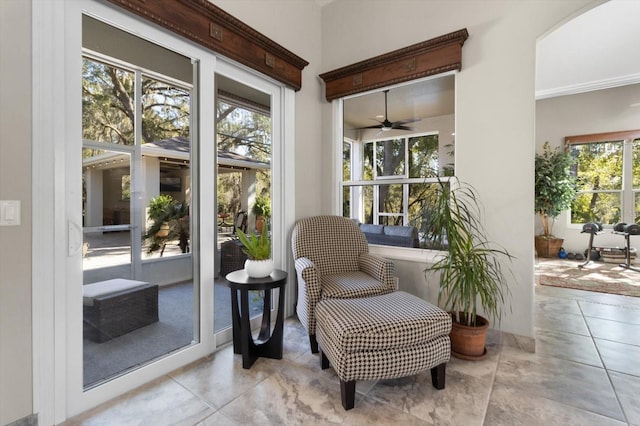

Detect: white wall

[0,1,33,424]
[536,83,640,254]
[321,0,594,338]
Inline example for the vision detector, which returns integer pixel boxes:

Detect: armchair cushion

[322,271,394,299]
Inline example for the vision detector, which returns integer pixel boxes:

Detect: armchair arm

[358,253,397,291]
[294,257,322,334]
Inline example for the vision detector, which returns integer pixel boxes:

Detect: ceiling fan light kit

[357,89,420,135]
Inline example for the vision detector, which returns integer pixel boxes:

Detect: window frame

[343,131,444,228]
[565,129,640,226]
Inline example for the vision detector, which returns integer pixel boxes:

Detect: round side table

[225,269,287,369]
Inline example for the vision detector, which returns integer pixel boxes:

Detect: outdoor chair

[291,215,397,353]
[233,210,248,235]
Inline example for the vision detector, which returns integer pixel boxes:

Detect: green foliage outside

[143,195,190,255]
[569,141,622,225]
[356,134,443,227]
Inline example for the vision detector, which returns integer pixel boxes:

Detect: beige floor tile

[535,308,590,335]
[579,301,640,325]
[534,328,602,367]
[608,370,640,426]
[61,376,214,426]
[595,338,640,377]
[485,383,626,426]
[586,316,640,346]
[495,346,624,421]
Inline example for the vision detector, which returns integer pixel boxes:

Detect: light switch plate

[0,200,21,226]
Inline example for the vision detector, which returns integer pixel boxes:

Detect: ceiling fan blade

[355,124,383,130]
[392,125,413,131]
[393,117,421,126]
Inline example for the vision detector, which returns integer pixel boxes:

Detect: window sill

[368,244,444,264]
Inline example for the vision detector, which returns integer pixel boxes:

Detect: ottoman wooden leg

[431,363,446,390]
[320,349,330,369]
[340,380,356,410]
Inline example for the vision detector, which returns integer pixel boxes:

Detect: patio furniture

[220,239,248,277]
[83,279,159,343]
[291,215,397,353]
[316,291,452,410]
[233,210,248,234]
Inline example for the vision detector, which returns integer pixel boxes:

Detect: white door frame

[32,0,295,423]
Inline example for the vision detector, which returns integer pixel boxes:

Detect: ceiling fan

[356,89,420,134]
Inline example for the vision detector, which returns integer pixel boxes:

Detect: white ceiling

[343,0,640,129]
[536,0,640,99]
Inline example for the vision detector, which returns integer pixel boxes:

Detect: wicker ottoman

[316,291,452,410]
[83,279,159,343]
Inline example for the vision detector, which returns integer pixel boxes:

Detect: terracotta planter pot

[534,235,564,258]
[449,314,489,360]
[155,222,170,238]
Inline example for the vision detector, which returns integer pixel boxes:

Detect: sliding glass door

[81,17,198,389]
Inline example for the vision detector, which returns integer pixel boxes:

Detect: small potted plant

[252,196,271,233]
[419,178,513,360]
[534,141,577,257]
[236,225,273,278]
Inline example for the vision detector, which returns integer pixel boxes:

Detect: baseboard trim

[6,413,38,426]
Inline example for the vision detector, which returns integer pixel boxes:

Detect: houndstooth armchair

[291,215,397,353]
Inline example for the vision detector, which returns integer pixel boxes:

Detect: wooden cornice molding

[565,129,640,145]
[105,0,309,91]
[319,29,469,101]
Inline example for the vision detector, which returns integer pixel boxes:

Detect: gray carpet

[83,279,264,387]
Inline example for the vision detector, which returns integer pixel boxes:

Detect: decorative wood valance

[319,29,469,101]
[565,129,640,146]
[106,0,309,91]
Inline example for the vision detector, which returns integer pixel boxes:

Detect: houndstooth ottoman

[316,291,452,410]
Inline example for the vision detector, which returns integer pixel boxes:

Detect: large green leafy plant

[535,142,577,237]
[143,195,190,255]
[422,178,513,326]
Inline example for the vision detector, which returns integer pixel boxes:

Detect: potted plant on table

[236,225,273,278]
[534,141,577,258]
[419,178,513,360]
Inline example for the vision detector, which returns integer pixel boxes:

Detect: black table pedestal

[226,269,287,369]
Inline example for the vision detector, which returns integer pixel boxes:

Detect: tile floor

[63,284,640,426]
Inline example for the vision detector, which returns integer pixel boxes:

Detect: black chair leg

[340,380,356,410]
[431,363,446,390]
[309,334,319,353]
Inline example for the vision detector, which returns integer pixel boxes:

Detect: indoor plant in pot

[236,225,273,278]
[420,178,513,360]
[534,141,577,258]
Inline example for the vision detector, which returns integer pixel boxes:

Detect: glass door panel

[215,74,272,333]
[81,16,197,389]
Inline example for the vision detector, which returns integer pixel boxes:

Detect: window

[566,130,640,226]
[341,76,455,249]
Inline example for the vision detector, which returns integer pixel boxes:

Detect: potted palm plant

[236,225,273,278]
[534,141,577,257]
[419,178,513,360]
[143,195,190,256]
